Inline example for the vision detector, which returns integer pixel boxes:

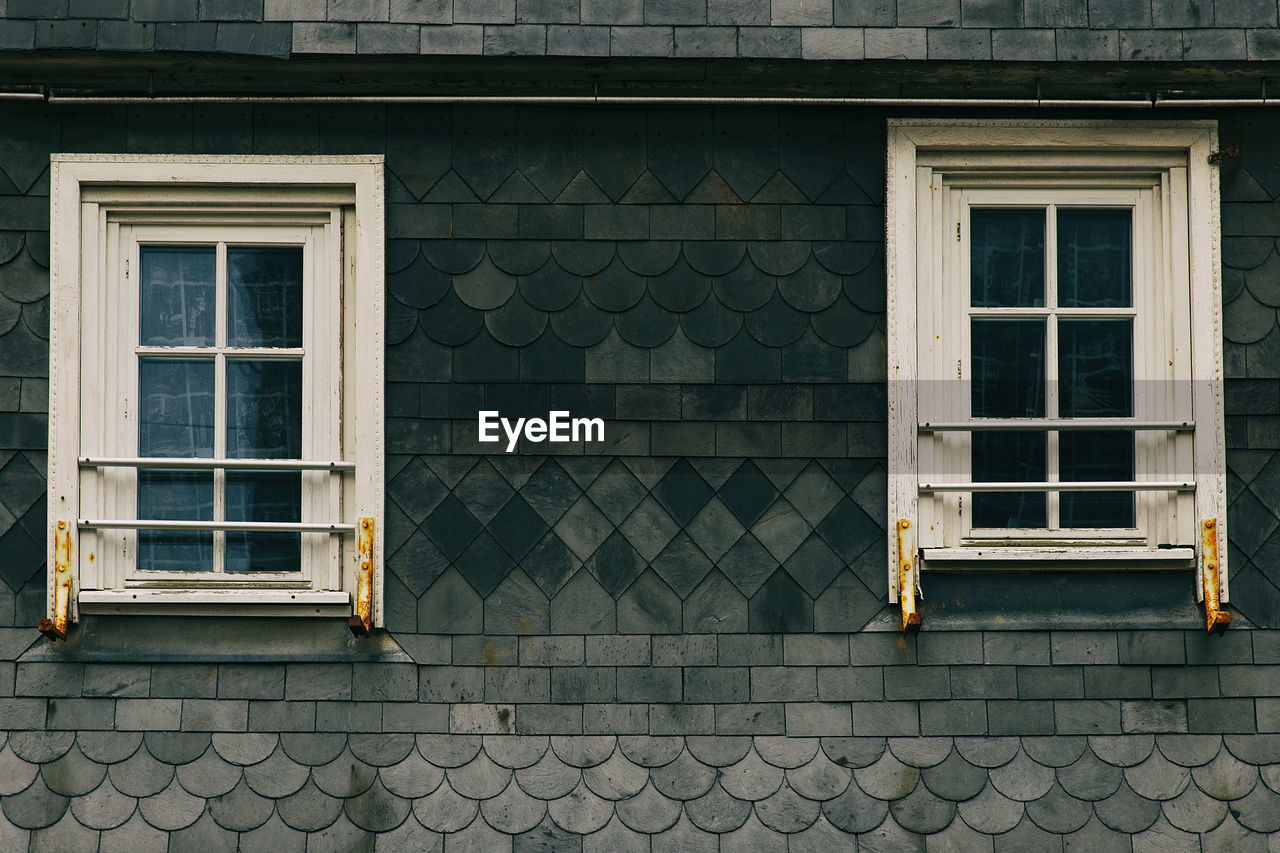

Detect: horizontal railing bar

[920,481,1195,492]
[80,519,356,533]
[920,420,1193,432]
[80,457,355,471]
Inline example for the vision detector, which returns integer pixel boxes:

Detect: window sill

[922,546,1196,569]
[78,589,352,617]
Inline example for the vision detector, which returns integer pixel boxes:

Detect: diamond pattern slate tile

[682,569,748,633]
[617,569,682,633]
[423,494,483,561]
[783,533,844,599]
[523,531,581,598]
[651,460,713,527]
[456,530,517,597]
[586,460,647,525]
[719,533,779,598]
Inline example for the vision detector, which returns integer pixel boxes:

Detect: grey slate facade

[3,5,1280,852]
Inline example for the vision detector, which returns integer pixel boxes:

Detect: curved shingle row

[2,732,1279,847]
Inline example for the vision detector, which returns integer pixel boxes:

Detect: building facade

[1,2,1280,850]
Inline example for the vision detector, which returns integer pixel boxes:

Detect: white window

[48,156,385,623]
[886,122,1227,606]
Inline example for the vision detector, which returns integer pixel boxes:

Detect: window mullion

[214,242,227,574]
[1046,204,1060,531]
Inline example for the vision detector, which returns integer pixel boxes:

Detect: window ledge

[922,546,1195,568]
[78,589,351,617]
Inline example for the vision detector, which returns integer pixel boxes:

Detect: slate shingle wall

[3,1,1280,59]
[1,102,1280,848]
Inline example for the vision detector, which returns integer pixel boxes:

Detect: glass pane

[971,319,1046,418]
[226,360,302,459]
[972,432,1047,528]
[1058,209,1131,308]
[140,247,215,346]
[970,209,1045,307]
[228,247,304,348]
[1059,320,1132,418]
[139,359,215,458]
[226,472,301,573]
[1061,432,1135,528]
[137,471,213,572]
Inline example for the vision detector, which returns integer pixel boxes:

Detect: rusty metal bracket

[1202,518,1230,635]
[38,521,73,641]
[1208,147,1239,164]
[898,519,921,633]
[348,516,375,636]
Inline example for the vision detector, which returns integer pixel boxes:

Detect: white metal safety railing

[76,457,356,534]
[917,419,1195,494]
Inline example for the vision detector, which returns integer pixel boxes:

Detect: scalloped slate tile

[652,813,718,852]
[547,779,614,834]
[680,293,741,347]
[342,778,411,833]
[1156,734,1222,767]
[1161,781,1228,834]
[718,812,787,852]
[1056,748,1124,802]
[312,748,377,799]
[1229,779,1280,832]
[173,747,240,798]
[1022,736,1088,768]
[74,733,142,766]
[584,256,647,313]
[1224,734,1280,765]
[237,813,308,853]
[487,294,548,347]
[413,781,478,833]
[819,740,885,774]
[890,782,956,835]
[28,809,98,853]
[1024,782,1093,834]
[448,750,514,800]
[280,733,347,767]
[70,780,135,831]
[108,747,175,798]
[480,783,546,836]
[241,746,309,799]
[550,292,614,347]
[1,774,67,831]
[1131,814,1199,853]
[305,813,375,853]
[922,817,994,852]
[1125,749,1192,801]
[0,747,39,796]
[920,749,988,802]
[421,287,484,346]
[714,259,776,312]
[10,733,75,765]
[615,738,681,770]
[1192,747,1258,801]
[618,241,680,277]
[1090,735,1154,768]
[853,747,920,801]
[649,749,715,801]
[613,781,681,834]
[390,251,451,310]
[856,813,925,853]
[582,750,648,801]
[778,257,843,313]
[520,258,582,312]
[515,749,581,802]
[956,782,1024,835]
[207,777,274,832]
[745,290,808,347]
[1093,781,1162,833]
[615,294,678,348]
[136,778,203,831]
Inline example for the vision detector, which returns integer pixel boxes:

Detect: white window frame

[49,155,385,621]
[886,121,1227,602]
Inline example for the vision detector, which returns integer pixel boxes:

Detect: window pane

[226,360,302,459]
[1061,432,1135,528]
[139,359,214,458]
[971,319,1046,418]
[137,471,213,572]
[970,209,1045,307]
[972,432,1047,528]
[1059,320,1132,418]
[140,247,215,346]
[1058,209,1131,308]
[228,247,304,348]
[226,472,301,573]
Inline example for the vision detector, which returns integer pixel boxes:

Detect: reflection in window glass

[970,209,1045,308]
[140,247,215,346]
[228,247,303,348]
[226,472,301,572]
[1058,209,1131,308]
[226,360,302,460]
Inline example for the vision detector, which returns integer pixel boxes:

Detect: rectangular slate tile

[485,667,551,703]
[387,0,449,19]
[47,697,115,730]
[115,698,180,731]
[717,702,785,734]
[927,26,990,58]
[685,667,750,703]
[751,666,817,701]
[151,664,218,699]
[1121,699,1187,733]
[451,702,518,733]
[1024,0,1086,25]
[518,0,579,22]
[787,702,852,735]
[1255,633,1280,664]
[1183,27,1246,60]
[330,0,389,20]
[354,663,419,701]
[917,632,984,665]
[521,636,584,666]
[1119,631,1185,665]
[1258,698,1280,732]
[716,205,780,239]
[215,21,292,55]
[421,23,483,52]
[772,0,833,25]
[864,25,927,57]
[708,0,769,24]
[134,0,200,20]
[584,703,649,733]
[586,204,649,239]
[899,0,958,24]
[1018,666,1084,700]
[285,663,351,701]
[453,635,519,666]
[782,423,847,457]
[583,0,642,23]
[991,27,1054,59]
[1151,665,1219,699]
[784,634,849,665]
[987,699,1055,735]
[610,24,675,55]
[719,634,783,665]
[455,0,516,22]
[1084,665,1152,699]
[1051,632,1119,665]
[1186,630,1253,665]
[16,662,83,697]
[97,20,154,49]
[674,25,738,55]
[587,635,650,665]
[616,384,680,420]
[834,0,894,24]
[248,700,317,732]
[650,703,715,734]
[850,632,917,665]
[818,666,883,701]
[182,698,248,732]
[382,702,449,732]
[419,666,484,702]
[1055,699,1122,734]
[650,205,715,240]
[1187,698,1256,733]
[800,27,864,59]
[1216,0,1277,27]
[885,666,950,700]
[1056,27,1119,59]
[653,635,718,666]
[617,667,682,702]
[217,664,284,700]
[553,668,617,703]
[852,700,918,735]
[1219,665,1280,697]
[484,23,547,54]
[651,422,716,455]
[921,700,987,735]
[984,632,1050,665]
